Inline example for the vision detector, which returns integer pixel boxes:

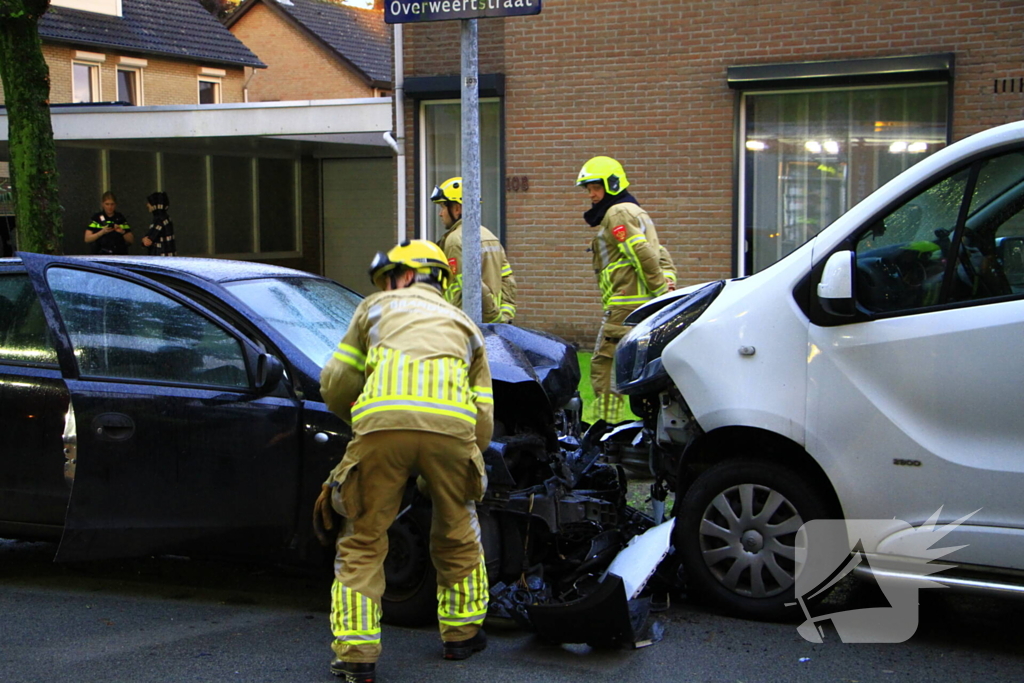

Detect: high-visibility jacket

[320,283,494,452]
[659,245,678,289]
[87,211,131,255]
[438,219,517,323]
[591,202,668,313]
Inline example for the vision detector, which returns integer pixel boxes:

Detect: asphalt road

[1,537,1022,683]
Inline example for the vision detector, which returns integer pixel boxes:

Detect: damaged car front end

[381,324,672,647]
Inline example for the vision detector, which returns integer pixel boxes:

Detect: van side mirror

[255,353,285,394]
[817,250,856,317]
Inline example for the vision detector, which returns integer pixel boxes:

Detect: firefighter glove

[313,483,338,546]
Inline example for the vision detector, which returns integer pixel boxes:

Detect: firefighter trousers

[328,430,488,663]
[591,310,631,424]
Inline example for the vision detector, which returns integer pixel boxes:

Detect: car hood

[480,323,580,412]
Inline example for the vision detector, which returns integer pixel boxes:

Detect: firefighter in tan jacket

[314,240,492,682]
[431,177,517,323]
[577,156,671,424]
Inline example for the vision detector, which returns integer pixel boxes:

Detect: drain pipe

[383,23,407,244]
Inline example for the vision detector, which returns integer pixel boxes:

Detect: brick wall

[229,3,378,102]
[1,43,246,106]
[403,0,1024,345]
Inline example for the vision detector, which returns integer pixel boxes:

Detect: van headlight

[614,281,724,394]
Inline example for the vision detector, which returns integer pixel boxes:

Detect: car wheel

[382,503,437,627]
[675,458,829,620]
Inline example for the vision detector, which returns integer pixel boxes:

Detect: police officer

[315,240,492,682]
[577,156,670,424]
[431,177,517,323]
[84,191,133,255]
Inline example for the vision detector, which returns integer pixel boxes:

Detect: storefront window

[740,84,948,274]
[420,98,502,241]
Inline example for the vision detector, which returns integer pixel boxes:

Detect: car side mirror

[255,353,285,394]
[817,250,856,317]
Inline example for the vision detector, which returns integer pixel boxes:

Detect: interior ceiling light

[823,140,840,154]
[908,141,928,153]
[746,140,767,151]
[805,140,822,153]
[889,141,908,153]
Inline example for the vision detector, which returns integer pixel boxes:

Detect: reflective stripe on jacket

[591,202,667,311]
[438,219,517,323]
[320,283,494,452]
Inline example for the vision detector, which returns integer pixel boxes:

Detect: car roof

[0,255,326,285]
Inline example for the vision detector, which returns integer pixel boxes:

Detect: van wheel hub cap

[697,483,803,598]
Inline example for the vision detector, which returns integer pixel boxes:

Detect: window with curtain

[420,98,502,242]
[739,83,949,274]
[116,68,141,105]
[72,63,99,103]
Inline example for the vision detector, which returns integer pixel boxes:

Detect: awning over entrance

[0,98,394,157]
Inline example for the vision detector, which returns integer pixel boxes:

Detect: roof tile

[271,0,391,85]
[40,0,265,68]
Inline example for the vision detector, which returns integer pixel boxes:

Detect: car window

[46,267,249,387]
[0,273,58,365]
[853,150,1024,314]
[952,152,1024,301]
[224,277,361,368]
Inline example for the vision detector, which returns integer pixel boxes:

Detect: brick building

[8,0,264,107]
[398,0,1024,345]
[1,0,397,290]
[227,0,391,102]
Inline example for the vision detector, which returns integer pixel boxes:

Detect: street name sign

[385,0,541,23]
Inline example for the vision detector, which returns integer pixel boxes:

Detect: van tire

[674,458,829,620]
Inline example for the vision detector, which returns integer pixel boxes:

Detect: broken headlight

[613,281,724,394]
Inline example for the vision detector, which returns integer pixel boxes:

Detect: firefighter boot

[443,629,487,661]
[330,660,375,683]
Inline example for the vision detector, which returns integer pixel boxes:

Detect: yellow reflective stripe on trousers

[331,582,382,645]
[597,392,626,423]
[333,342,367,372]
[438,558,488,626]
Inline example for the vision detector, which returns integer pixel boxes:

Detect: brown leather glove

[313,483,337,546]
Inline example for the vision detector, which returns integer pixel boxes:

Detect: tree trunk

[0,0,63,255]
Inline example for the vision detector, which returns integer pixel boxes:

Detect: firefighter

[431,177,517,323]
[314,240,492,682]
[577,156,670,423]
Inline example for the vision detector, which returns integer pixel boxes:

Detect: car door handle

[92,413,135,442]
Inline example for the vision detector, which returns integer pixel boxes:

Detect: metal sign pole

[460,18,482,324]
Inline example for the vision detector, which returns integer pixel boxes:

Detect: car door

[0,266,70,532]
[21,253,303,562]
[807,149,1024,570]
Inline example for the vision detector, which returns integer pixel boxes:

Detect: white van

[613,120,1024,619]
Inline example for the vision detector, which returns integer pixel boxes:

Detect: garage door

[322,158,396,295]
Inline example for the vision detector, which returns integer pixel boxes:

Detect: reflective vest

[591,203,668,311]
[320,283,494,448]
[438,219,517,323]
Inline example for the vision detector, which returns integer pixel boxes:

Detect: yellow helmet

[430,177,463,205]
[575,156,629,195]
[368,239,452,290]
